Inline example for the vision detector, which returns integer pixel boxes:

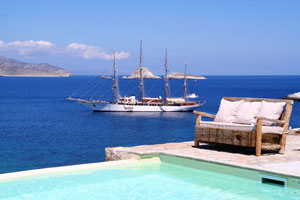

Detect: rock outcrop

[122,67,161,79]
[0,56,71,77]
[166,72,206,80]
[286,92,300,101]
[105,147,140,161]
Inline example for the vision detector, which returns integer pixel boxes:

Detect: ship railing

[67,97,109,104]
[183,100,206,106]
[196,100,206,105]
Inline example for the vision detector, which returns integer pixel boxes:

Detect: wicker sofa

[194,97,293,156]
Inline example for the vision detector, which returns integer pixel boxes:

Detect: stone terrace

[106,135,300,178]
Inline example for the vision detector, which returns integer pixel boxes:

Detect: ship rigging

[68,40,205,112]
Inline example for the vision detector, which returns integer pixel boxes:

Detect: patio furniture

[194,97,293,156]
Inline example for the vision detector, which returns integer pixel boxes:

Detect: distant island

[0,56,72,77]
[122,67,161,79]
[166,72,206,80]
[101,75,112,79]
[122,67,206,80]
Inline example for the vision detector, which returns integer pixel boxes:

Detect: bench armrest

[254,116,286,125]
[193,111,216,119]
[194,111,216,126]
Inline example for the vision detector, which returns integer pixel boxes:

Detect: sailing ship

[68,41,205,112]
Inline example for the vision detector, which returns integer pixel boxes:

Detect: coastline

[1,74,71,77]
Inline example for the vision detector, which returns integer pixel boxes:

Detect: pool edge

[0,157,161,182]
[139,153,300,189]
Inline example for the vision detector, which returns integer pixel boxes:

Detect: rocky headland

[286,92,300,101]
[0,56,71,77]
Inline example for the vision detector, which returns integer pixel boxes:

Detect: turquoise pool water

[0,162,299,200]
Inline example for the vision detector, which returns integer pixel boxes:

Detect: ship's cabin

[118,96,197,106]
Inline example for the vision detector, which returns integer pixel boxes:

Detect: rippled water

[0,76,299,173]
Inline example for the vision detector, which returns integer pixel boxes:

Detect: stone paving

[106,135,300,178]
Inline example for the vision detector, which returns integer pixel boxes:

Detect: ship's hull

[83,102,201,112]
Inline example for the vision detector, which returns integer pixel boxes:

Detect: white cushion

[233,102,261,125]
[199,121,284,134]
[214,99,243,123]
[201,121,253,131]
[257,101,286,126]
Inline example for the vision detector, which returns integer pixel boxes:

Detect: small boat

[68,40,205,112]
[186,93,198,98]
[101,75,112,79]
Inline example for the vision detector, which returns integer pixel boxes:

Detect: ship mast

[113,50,117,104]
[164,47,168,104]
[183,62,187,99]
[139,40,144,101]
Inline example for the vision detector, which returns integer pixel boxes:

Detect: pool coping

[105,135,300,181]
[0,157,161,182]
[141,152,300,179]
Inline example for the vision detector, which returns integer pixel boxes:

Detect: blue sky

[0,0,299,75]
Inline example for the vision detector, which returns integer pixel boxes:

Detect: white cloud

[66,43,130,60]
[0,40,57,55]
[114,51,130,59]
[66,43,109,59]
[0,40,129,60]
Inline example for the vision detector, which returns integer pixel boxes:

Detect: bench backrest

[223,97,293,104]
[223,97,294,130]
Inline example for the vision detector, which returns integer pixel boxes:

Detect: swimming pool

[0,156,299,200]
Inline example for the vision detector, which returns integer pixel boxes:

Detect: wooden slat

[195,127,255,147]
[215,128,220,143]
[254,116,286,125]
[195,115,202,126]
[261,143,281,150]
[251,130,256,146]
[232,130,242,146]
[209,128,217,142]
[262,133,281,144]
[223,97,293,104]
[279,103,293,154]
[193,111,216,118]
[282,103,293,131]
[256,119,263,156]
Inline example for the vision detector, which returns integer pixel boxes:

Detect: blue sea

[0,76,299,174]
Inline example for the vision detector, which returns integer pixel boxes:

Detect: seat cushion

[214,99,243,123]
[199,121,283,134]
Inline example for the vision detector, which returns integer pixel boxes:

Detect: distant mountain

[0,56,72,77]
[122,67,161,79]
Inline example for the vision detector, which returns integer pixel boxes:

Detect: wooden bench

[194,97,294,156]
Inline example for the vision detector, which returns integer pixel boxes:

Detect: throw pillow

[256,101,286,126]
[214,99,243,123]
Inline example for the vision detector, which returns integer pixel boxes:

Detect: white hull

[83,102,200,112]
